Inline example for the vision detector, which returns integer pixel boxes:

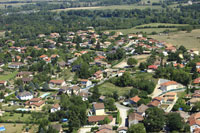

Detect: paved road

[115,103,130,127]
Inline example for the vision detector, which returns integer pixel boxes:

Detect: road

[115,103,130,127]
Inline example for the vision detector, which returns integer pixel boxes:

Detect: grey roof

[18,91,32,97]
[137,104,149,113]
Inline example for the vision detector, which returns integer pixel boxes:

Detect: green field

[1,112,32,122]
[98,82,132,96]
[150,29,200,50]
[0,71,18,81]
[106,23,189,34]
[2,123,38,133]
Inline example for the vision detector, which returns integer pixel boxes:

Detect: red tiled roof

[50,80,64,85]
[30,98,41,102]
[88,115,113,123]
[174,63,184,68]
[0,80,6,84]
[39,55,47,58]
[194,77,200,84]
[196,62,200,66]
[93,103,105,110]
[31,100,45,107]
[189,113,200,126]
[52,103,60,109]
[130,96,141,103]
[160,81,178,86]
[148,65,158,70]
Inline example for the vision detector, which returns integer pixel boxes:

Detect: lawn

[1,112,32,122]
[0,71,18,80]
[98,82,132,96]
[149,29,200,51]
[2,123,38,133]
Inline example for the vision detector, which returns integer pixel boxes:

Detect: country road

[115,103,130,127]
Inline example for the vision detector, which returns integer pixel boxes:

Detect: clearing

[2,123,38,133]
[150,29,200,50]
[113,54,150,69]
[98,82,132,96]
[0,71,18,81]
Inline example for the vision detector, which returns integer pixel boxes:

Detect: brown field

[150,29,200,50]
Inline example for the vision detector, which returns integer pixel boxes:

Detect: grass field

[2,123,38,133]
[150,29,200,50]
[1,112,32,122]
[98,82,132,96]
[0,71,18,80]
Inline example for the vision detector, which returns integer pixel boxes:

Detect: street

[115,102,130,127]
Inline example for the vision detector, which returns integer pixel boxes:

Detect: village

[0,27,200,133]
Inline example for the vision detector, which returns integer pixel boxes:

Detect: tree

[127,58,138,66]
[166,113,184,132]
[42,82,49,91]
[104,98,117,111]
[128,123,146,133]
[144,107,165,132]
[116,72,132,87]
[90,86,100,102]
[191,101,200,112]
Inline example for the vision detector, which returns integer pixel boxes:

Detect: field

[0,71,18,80]
[150,29,200,50]
[1,112,32,122]
[2,123,38,133]
[98,82,132,96]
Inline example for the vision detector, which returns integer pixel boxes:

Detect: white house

[51,104,61,113]
[8,62,24,69]
[196,62,200,69]
[0,81,7,86]
[17,91,33,100]
[160,81,181,92]
[80,79,92,87]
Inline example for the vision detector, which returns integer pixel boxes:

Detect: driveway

[115,103,130,127]
[78,127,91,133]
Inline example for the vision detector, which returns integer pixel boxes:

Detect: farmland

[150,29,200,50]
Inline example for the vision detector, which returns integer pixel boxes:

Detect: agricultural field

[98,82,132,96]
[150,29,200,50]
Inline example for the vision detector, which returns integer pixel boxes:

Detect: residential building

[51,104,61,113]
[88,115,113,123]
[128,112,144,127]
[160,81,180,92]
[117,127,128,133]
[49,80,66,87]
[0,81,7,86]
[129,96,141,105]
[17,91,33,100]
[66,86,80,95]
[137,104,149,116]
[189,112,200,133]
[148,97,162,107]
[8,62,24,69]
[80,79,92,87]
[25,98,45,111]
[93,103,105,115]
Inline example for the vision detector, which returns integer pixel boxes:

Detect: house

[57,61,67,68]
[128,112,144,127]
[94,70,104,80]
[22,77,33,84]
[8,62,24,69]
[49,80,66,87]
[88,115,113,123]
[160,81,181,92]
[80,79,92,87]
[137,104,149,116]
[129,96,141,105]
[25,98,45,111]
[79,91,89,101]
[147,65,158,73]
[148,97,162,107]
[162,92,177,104]
[66,86,80,95]
[196,63,200,69]
[67,57,77,65]
[193,77,200,84]
[189,112,200,133]
[117,127,128,133]
[93,103,105,115]
[17,91,33,100]
[50,124,63,133]
[51,104,60,113]
[0,81,7,86]
[16,71,32,78]
[97,125,115,133]
[189,90,200,106]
